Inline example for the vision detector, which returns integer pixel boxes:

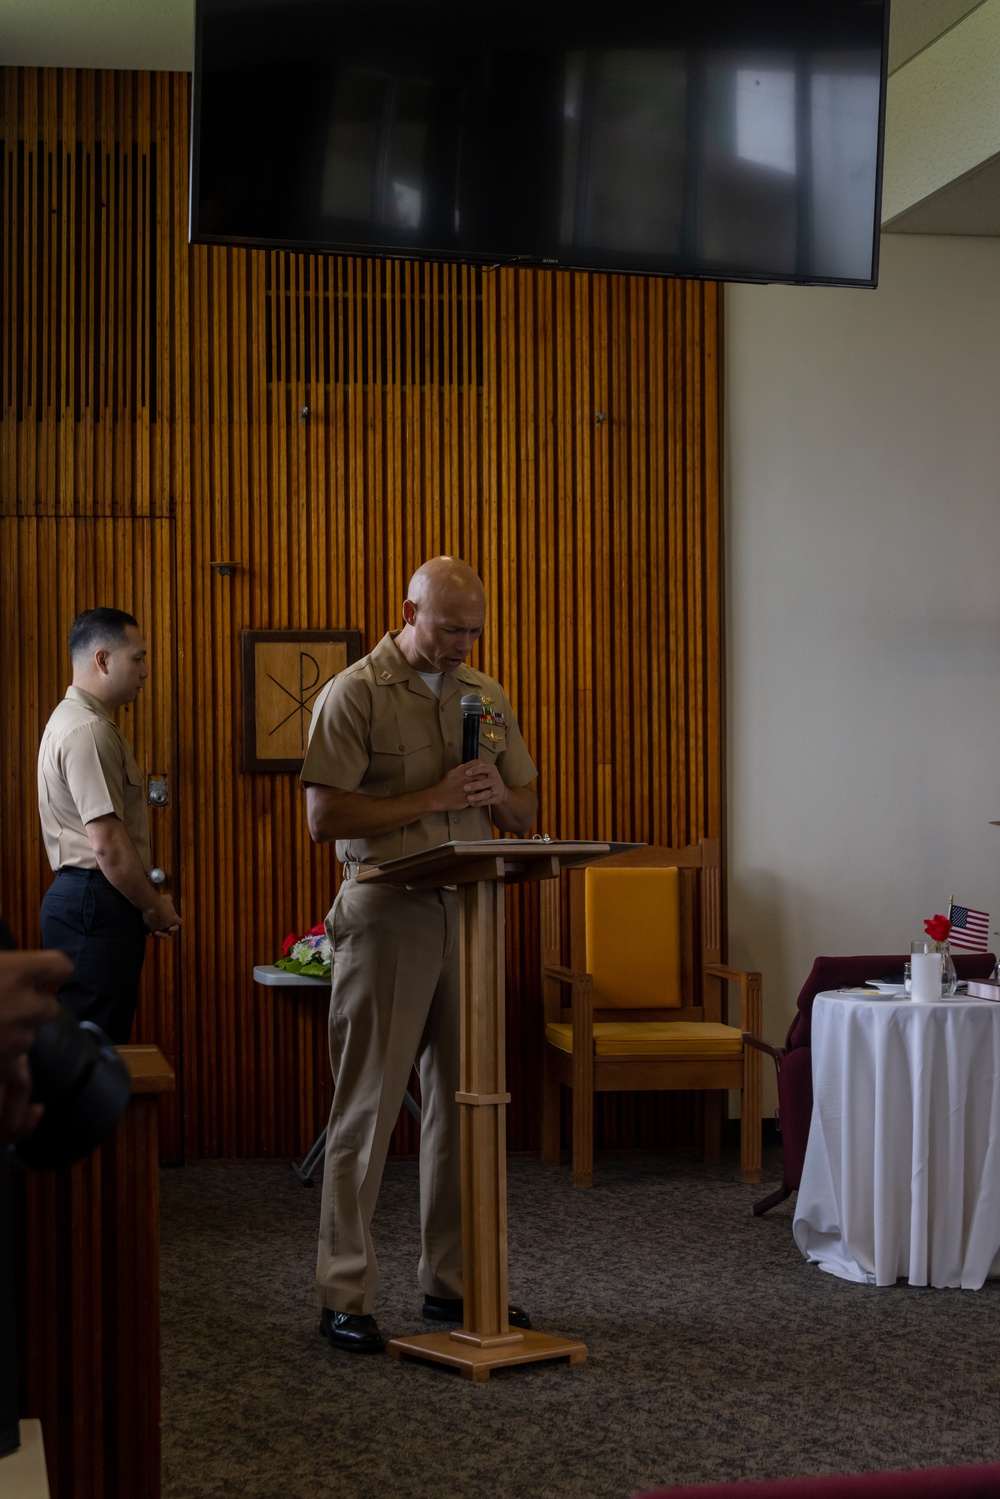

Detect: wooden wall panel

[1,66,724,1163]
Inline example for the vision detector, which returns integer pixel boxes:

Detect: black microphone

[461,692,484,762]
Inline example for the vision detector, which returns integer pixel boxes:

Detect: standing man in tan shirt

[301,557,538,1354]
[37,608,180,1043]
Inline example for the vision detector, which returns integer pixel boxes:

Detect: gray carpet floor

[160,1150,1000,1498]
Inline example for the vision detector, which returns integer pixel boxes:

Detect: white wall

[725,233,1000,1114]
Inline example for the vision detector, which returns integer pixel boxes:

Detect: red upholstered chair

[744,950,996,1217]
[634,1461,1000,1498]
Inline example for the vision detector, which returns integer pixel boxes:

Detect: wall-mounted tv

[190,0,890,288]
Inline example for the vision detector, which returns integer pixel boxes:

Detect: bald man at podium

[302,557,537,1354]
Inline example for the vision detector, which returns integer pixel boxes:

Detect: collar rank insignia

[380,670,393,681]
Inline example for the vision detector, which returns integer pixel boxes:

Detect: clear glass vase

[938,942,958,996]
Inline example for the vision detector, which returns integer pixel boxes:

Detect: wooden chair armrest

[542,963,586,987]
[742,1032,784,1064]
[705,963,760,983]
[704,963,763,1037]
[542,964,595,1038]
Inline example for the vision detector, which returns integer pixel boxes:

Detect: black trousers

[40,868,147,1044]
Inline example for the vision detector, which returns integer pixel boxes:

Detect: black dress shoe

[318,1309,385,1353]
[421,1294,532,1330]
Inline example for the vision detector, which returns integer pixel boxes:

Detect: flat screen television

[190,0,890,287]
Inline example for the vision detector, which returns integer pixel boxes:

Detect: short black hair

[69,608,140,662]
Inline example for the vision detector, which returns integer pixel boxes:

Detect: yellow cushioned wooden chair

[540,840,762,1187]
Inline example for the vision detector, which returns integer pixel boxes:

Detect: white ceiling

[1,0,996,237]
[885,0,1000,234]
[0,0,193,73]
[888,0,989,68]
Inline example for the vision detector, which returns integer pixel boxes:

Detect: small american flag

[949,903,991,952]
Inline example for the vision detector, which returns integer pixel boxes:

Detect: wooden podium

[358,838,610,1380]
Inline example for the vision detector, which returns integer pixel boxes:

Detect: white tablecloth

[792,989,1000,1289]
[253,963,327,988]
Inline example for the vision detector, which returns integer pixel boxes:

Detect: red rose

[308,922,325,936]
[281,931,298,956]
[923,914,951,943]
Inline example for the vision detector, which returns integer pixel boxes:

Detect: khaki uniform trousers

[316,878,463,1314]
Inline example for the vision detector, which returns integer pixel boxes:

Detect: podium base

[385,1327,587,1381]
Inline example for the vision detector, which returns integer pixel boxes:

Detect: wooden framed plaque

[241,629,362,772]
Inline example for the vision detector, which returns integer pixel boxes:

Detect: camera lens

[15,1006,132,1170]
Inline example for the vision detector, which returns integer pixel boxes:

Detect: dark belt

[56,866,108,881]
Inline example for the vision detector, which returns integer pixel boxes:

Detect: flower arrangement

[921,911,958,995]
[275,922,332,979]
[924,913,952,947]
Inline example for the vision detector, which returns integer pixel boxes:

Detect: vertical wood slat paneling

[1,65,724,1163]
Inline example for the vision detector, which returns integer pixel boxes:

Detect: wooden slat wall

[0,66,724,1163]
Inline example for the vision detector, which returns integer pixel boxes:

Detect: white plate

[865,979,905,993]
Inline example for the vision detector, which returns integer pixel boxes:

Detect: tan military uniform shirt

[37,685,151,872]
[301,631,537,868]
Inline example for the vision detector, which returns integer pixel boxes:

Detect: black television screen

[191,0,890,287]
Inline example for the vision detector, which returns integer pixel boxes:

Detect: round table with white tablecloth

[792,988,1000,1289]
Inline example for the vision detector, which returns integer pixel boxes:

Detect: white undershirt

[417,671,445,698]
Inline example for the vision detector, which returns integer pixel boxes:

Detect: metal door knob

[149,868,167,886]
